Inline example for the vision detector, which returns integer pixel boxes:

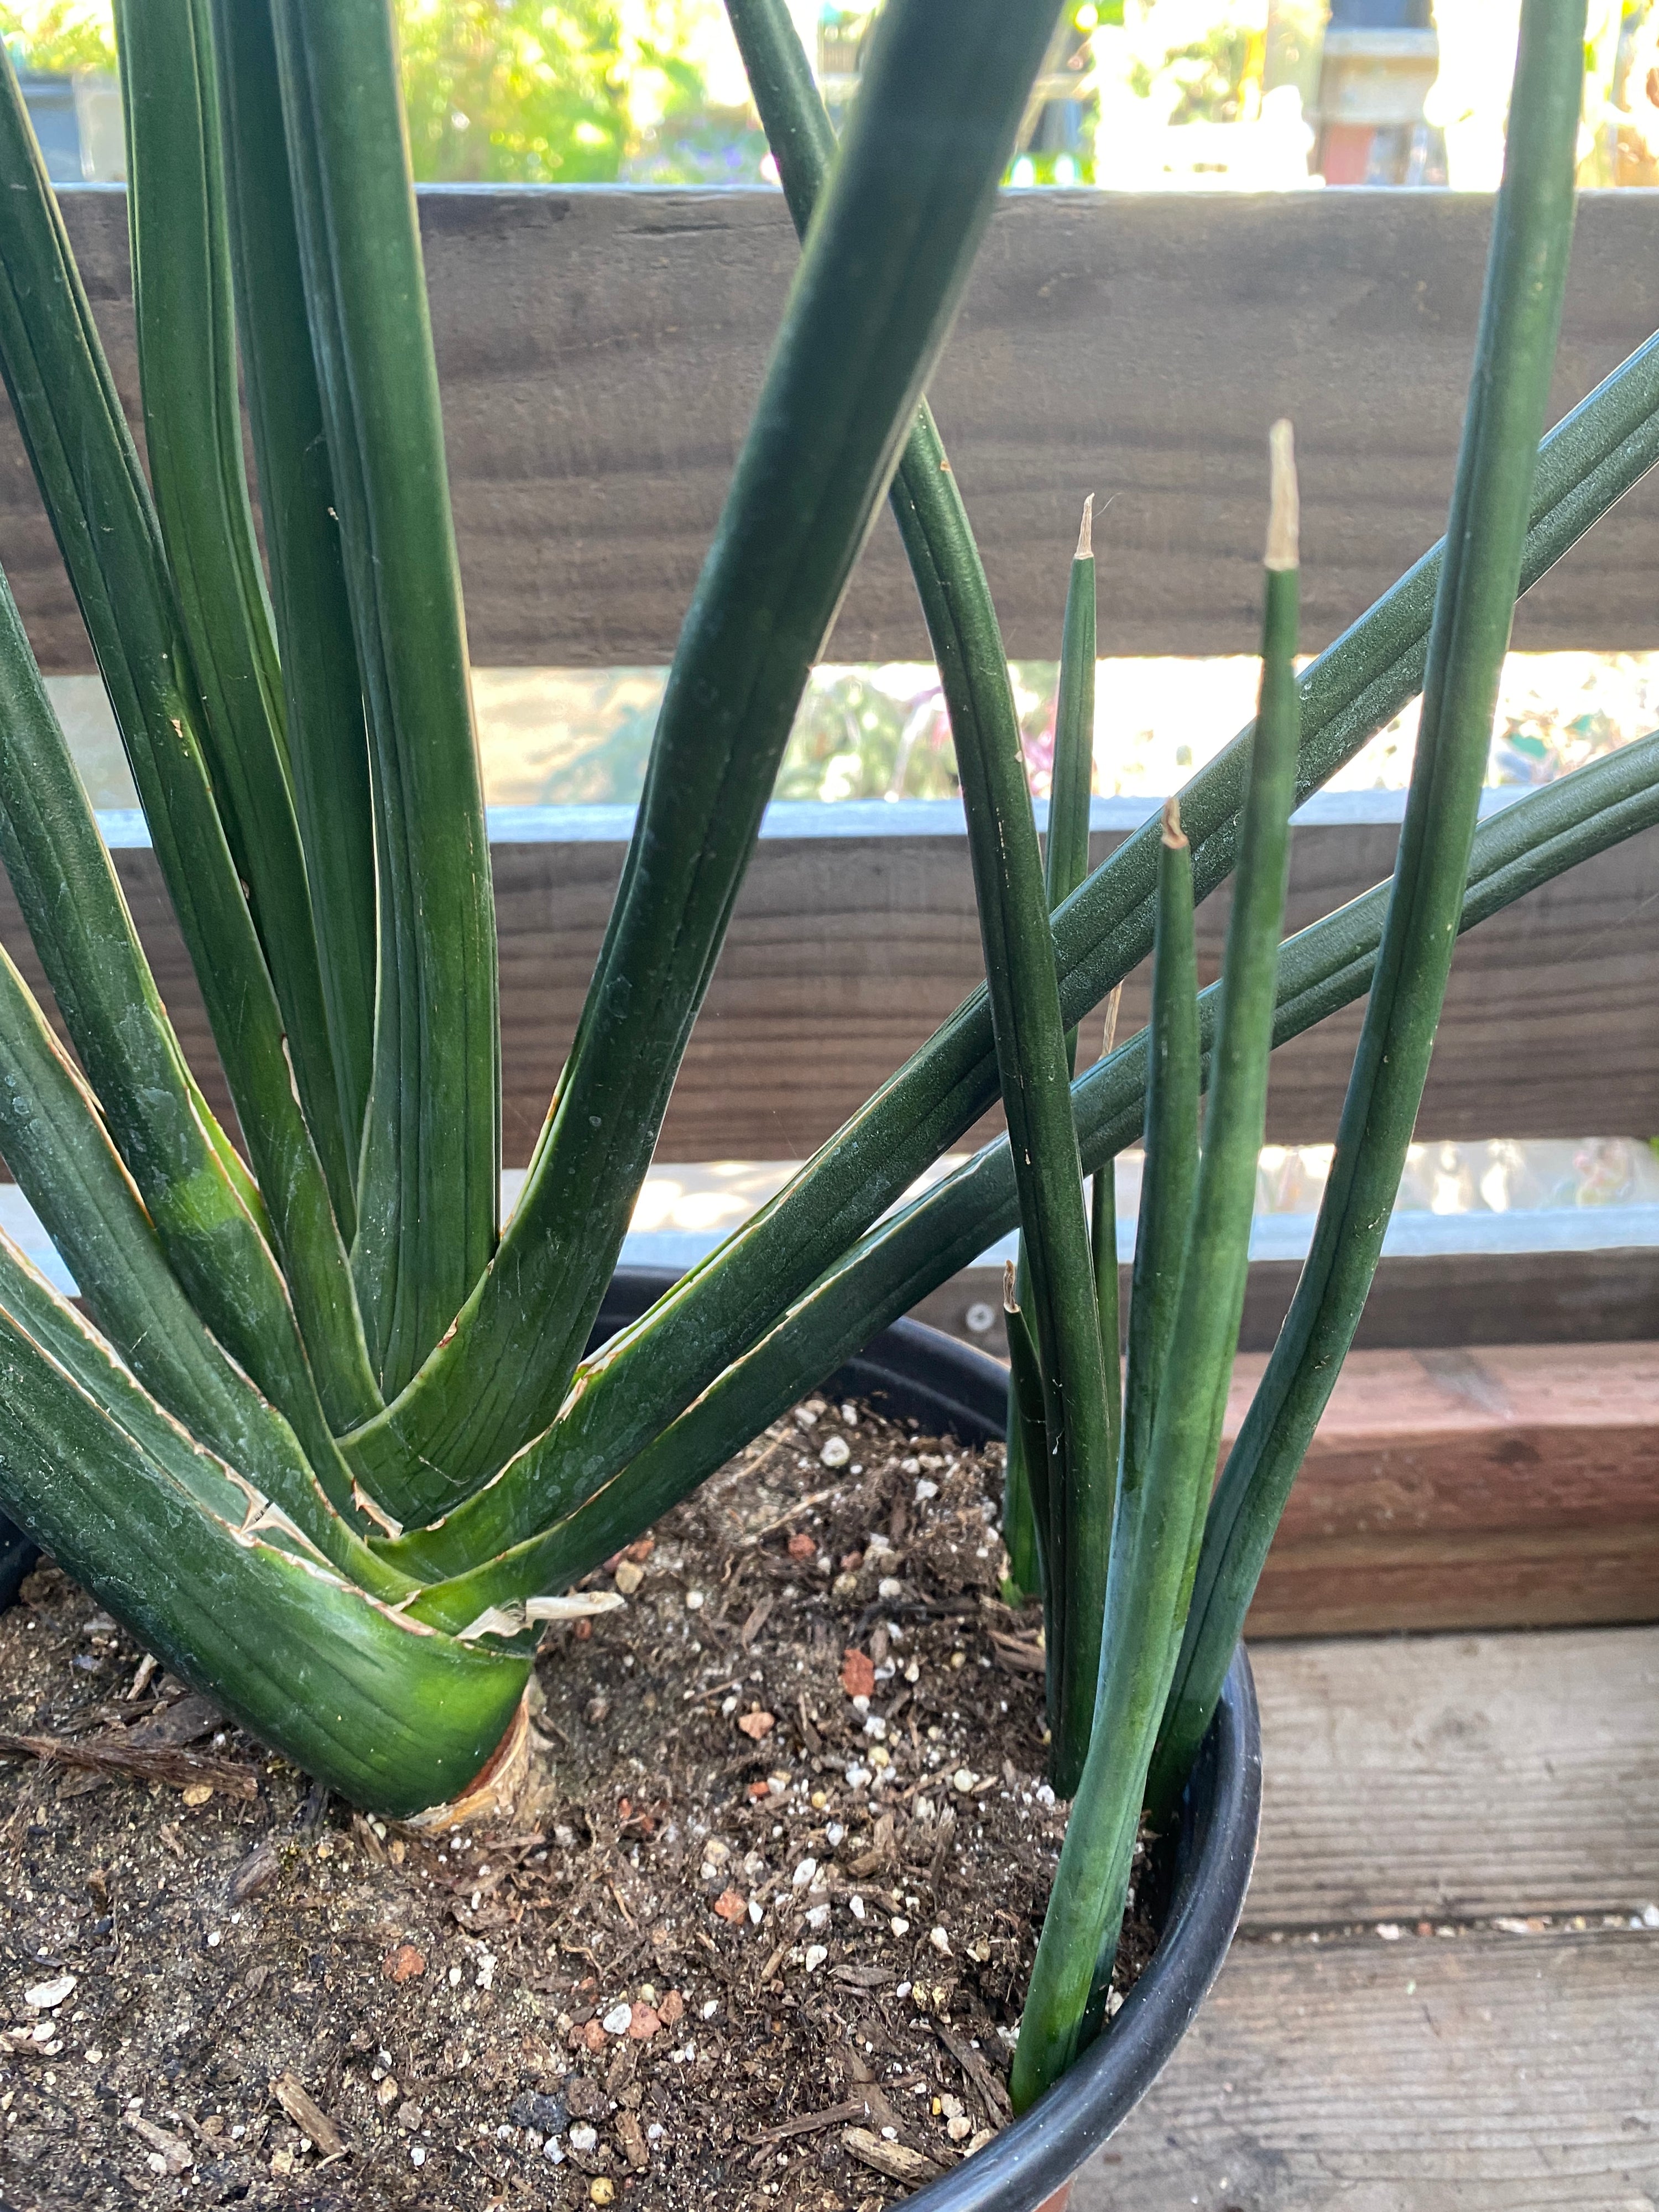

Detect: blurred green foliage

[469,663,1076,807]
[0,2,113,72]
[0,0,757,184]
[398,0,629,183]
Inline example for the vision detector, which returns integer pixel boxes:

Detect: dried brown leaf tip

[1161,795,1187,849]
[1076,492,1094,560]
[1102,979,1125,1059]
[1001,1256,1019,1312]
[1266,416,1299,571]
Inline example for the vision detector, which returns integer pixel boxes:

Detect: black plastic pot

[594,1270,1262,2205]
[0,1515,36,1613]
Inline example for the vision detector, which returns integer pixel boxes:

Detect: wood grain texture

[1084,1926,1659,2210]
[1078,1626,1659,2210]
[7,188,1659,667]
[945,1335,1659,1632]
[1243,1627,1659,1924]
[1239,1344,1659,1637]
[1,810,1653,1168]
[449,811,1659,1160]
[914,1245,1659,1355]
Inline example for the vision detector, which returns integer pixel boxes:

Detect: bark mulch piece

[0,1393,1157,2209]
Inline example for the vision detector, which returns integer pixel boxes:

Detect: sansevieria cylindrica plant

[0,0,1634,2093]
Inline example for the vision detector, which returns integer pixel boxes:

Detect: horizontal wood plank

[1082,1625,1659,2210]
[1239,1343,1659,1638]
[6,188,1659,668]
[410,803,1659,1157]
[1,802,1652,1168]
[952,1338,1659,1633]
[1086,1925,1659,2208]
[915,1243,1659,1355]
[1243,1627,1659,1926]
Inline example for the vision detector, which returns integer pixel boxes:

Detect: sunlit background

[7,2,1659,193]
[10,3,1659,811]
[0,2,1653,1278]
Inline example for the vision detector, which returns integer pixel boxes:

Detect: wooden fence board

[6,188,1659,668]
[1084,1926,1659,2209]
[1078,1626,1659,2210]
[915,1243,1659,1354]
[1243,1626,1659,1926]
[945,1336,1659,1635]
[1241,1343,1659,1639]
[382,802,1659,1159]
[2,800,1653,1168]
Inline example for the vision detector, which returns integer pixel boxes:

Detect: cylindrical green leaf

[210,0,378,1165]
[1117,806,1199,1543]
[0,571,362,1496]
[0,938,376,1562]
[0,44,379,1433]
[0,1293,523,1817]
[1147,0,1587,1824]
[346,0,1070,1517]
[270,0,500,1399]
[1005,503,1101,1604]
[114,0,354,1234]
[1013,446,1300,2109]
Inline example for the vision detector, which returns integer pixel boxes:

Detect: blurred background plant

[0,0,776,182]
[8,2,1659,190]
[12,0,1659,802]
[46,645,1659,810]
[0,0,109,72]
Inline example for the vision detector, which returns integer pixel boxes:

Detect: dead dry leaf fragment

[228,1838,282,1903]
[840,1648,876,1700]
[0,1728,257,1798]
[753,2096,869,2144]
[271,2073,347,2160]
[617,2108,650,2169]
[126,2113,192,2174]
[841,2127,943,2184]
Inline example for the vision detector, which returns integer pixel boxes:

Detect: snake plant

[0,0,1627,2099]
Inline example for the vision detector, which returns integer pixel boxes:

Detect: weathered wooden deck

[1082,1626,1659,2209]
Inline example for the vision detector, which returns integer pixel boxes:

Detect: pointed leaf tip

[1076,494,1093,561]
[1266,418,1298,572]
[1161,795,1186,848]
[1002,1256,1019,1312]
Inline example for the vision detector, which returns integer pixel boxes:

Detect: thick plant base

[397,1693,533,1835]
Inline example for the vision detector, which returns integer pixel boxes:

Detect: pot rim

[899,1644,1259,2212]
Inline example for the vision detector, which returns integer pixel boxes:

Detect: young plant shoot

[1010,424,1300,2109]
[1003,497,1113,1617]
[0,0,1618,2119]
